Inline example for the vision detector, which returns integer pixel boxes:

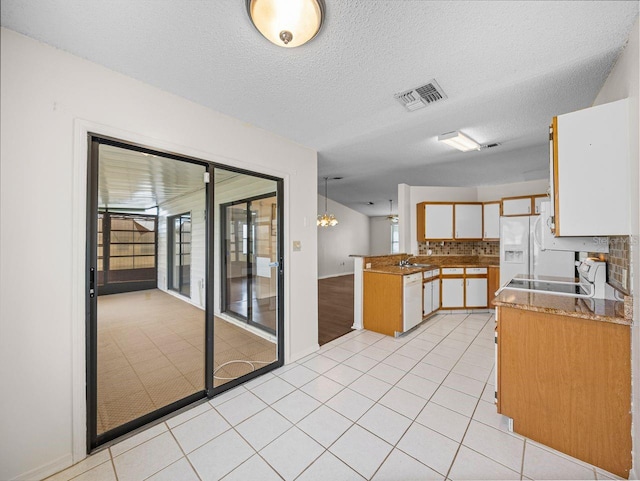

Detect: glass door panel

[89,139,208,448]
[215,168,282,387]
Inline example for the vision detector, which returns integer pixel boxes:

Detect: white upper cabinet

[454,203,483,239]
[424,203,454,240]
[483,202,500,239]
[502,197,532,216]
[551,99,629,236]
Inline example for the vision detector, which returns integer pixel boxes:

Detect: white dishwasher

[403,273,423,332]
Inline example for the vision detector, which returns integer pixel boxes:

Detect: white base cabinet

[442,278,464,308]
[465,278,488,307]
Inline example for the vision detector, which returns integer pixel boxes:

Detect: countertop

[493,289,630,325]
[364,265,437,276]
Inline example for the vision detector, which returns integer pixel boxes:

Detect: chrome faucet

[399,255,416,267]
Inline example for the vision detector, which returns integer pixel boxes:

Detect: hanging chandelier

[317,176,338,227]
[387,199,399,224]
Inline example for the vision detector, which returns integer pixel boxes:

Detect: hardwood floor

[318,274,354,345]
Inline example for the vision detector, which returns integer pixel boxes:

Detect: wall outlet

[366,263,372,269]
[622,268,628,288]
[293,240,302,252]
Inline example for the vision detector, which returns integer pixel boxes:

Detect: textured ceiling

[2,1,637,215]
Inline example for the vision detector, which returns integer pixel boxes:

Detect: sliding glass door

[86,135,285,450]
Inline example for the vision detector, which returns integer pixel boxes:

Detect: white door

[432,278,440,311]
[533,196,547,215]
[502,198,532,216]
[442,278,464,308]
[423,281,432,316]
[454,204,483,239]
[425,204,453,239]
[465,278,488,307]
[483,202,500,239]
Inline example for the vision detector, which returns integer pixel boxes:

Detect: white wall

[476,179,549,202]
[370,216,394,256]
[0,28,318,481]
[317,195,370,278]
[592,16,639,478]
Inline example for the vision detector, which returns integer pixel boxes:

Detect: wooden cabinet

[501,196,532,216]
[487,266,500,304]
[482,202,500,240]
[363,272,402,336]
[421,203,454,240]
[533,194,547,215]
[422,269,440,317]
[465,278,487,307]
[496,306,631,477]
[418,202,483,241]
[454,203,483,239]
[441,267,489,309]
[550,99,629,236]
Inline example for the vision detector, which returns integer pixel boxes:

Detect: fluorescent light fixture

[438,131,481,152]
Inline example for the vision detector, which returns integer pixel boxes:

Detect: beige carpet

[96,289,276,434]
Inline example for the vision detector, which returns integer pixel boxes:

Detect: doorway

[168,212,192,297]
[221,193,278,335]
[86,135,284,450]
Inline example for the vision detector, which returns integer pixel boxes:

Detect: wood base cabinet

[496,307,631,478]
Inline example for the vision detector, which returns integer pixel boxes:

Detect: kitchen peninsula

[352,253,500,336]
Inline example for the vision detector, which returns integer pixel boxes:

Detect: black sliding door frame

[85,133,285,452]
[220,191,278,335]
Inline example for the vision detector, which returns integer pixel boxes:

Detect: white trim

[71,118,293,465]
[10,453,72,481]
[71,121,89,464]
[352,257,364,330]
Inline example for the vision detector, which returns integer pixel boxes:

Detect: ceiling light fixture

[387,199,399,224]
[438,131,481,152]
[317,176,338,227]
[246,0,325,48]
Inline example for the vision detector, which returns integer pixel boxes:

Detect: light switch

[293,240,302,251]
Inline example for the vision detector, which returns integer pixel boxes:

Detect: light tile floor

[47,313,623,481]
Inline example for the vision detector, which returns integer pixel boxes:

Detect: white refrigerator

[500,216,575,285]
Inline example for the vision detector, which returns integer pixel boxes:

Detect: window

[391,223,400,253]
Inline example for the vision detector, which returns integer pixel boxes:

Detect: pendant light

[317,177,338,227]
[246,0,325,48]
[387,199,399,224]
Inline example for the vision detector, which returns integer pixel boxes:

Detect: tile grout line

[165,423,204,481]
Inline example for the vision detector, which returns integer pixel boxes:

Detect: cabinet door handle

[527,205,531,214]
[467,280,469,286]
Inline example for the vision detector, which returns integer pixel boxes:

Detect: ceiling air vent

[395,79,447,112]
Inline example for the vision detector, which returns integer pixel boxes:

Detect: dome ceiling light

[246,0,325,48]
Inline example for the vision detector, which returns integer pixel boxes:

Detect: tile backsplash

[418,240,499,256]
[605,235,631,295]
